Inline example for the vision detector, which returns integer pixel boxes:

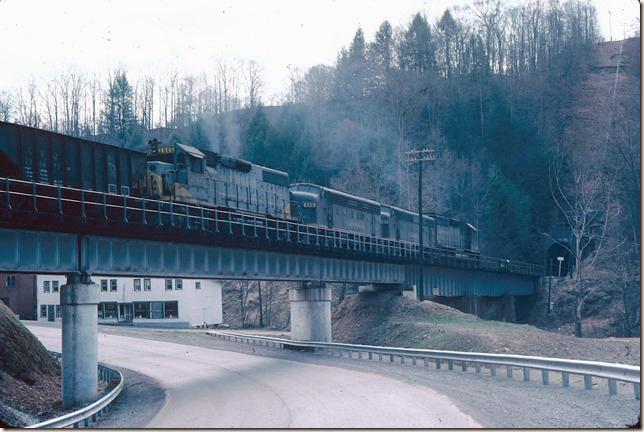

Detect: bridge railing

[27,352,124,428]
[0,177,542,276]
[208,331,640,400]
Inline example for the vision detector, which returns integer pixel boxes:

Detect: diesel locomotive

[0,120,478,254]
[289,183,478,253]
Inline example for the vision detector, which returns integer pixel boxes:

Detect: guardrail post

[368,352,373,360]
[378,353,383,361]
[584,375,592,390]
[541,370,549,385]
[608,379,617,395]
[562,372,570,387]
[436,359,441,369]
[84,418,89,427]
[634,383,640,400]
[447,360,454,370]
[490,364,496,376]
[523,367,530,381]
[423,357,428,368]
[389,354,394,363]
[400,356,405,364]
[412,356,417,366]
[507,365,513,378]
[461,361,467,372]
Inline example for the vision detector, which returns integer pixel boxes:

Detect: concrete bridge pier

[61,272,99,409]
[289,281,332,342]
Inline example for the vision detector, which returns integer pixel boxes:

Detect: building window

[165,279,172,291]
[134,302,150,318]
[101,279,108,292]
[134,279,141,291]
[144,279,151,291]
[110,279,117,292]
[56,305,62,318]
[40,305,47,318]
[43,281,50,293]
[100,302,118,319]
[164,301,178,319]
[52,281,59,293]
[5,275,15,287]
[175,279,182,290]
[195,281,201,290]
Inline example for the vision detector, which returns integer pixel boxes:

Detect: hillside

[0,303,61,427]
[331,293,640,366]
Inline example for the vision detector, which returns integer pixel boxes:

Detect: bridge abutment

[289,281,332,342]
[61,273,99,409]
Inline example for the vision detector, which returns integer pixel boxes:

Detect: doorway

[118,303,133,323]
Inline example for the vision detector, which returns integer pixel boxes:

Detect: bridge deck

[0,177,541,276]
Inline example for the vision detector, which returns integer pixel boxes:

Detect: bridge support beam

[61,273,99,409]
[289,281,332,342]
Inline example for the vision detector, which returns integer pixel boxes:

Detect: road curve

[27,325,480,428]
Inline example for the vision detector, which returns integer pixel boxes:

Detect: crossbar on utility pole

[405,149,436,302]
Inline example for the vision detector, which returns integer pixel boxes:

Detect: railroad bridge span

[0,177,541,407]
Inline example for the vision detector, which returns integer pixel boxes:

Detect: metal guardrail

[208,331,641,400]
[27,353,124,429]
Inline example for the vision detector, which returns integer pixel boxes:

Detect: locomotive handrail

[1,177,542,276]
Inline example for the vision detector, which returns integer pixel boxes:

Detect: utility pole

[547,258,553,314]
[405,148,436,302]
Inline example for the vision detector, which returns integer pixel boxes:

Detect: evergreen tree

[189,118,211,149]
[398,13,435,74]
[244,106,272,164]
[481,168,533,259]
[101,69,136,146]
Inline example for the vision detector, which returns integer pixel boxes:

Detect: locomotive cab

[380,205,392,238]
[289,183,322,225]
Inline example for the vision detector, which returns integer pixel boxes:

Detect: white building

[37,275,222,328]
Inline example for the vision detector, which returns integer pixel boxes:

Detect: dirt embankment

[0,303,62,427]
[221,280,352,329]
[332,293,640,366]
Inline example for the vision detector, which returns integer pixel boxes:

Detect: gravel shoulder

[96,326,640,428]
[92,366,165,429]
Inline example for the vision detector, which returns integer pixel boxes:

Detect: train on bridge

[0,121,477,257]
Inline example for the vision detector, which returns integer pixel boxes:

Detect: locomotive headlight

[302,202,316,208]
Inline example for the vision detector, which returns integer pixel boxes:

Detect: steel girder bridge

[0,177,541,296]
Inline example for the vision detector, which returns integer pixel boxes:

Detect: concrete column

[503,295,516,323]
[289,281,332,342]
[61,273,99,409]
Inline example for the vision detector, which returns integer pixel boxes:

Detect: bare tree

[245,61,264,108]
[13,78,40,127]
[0,91,11,121]
[548,142,621,337]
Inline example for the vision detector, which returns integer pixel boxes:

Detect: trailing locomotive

[289,183,478,254]
[0,120,478,255]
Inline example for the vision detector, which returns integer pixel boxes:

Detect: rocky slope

[0,303,62,427]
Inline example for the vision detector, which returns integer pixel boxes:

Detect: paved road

[26,325,480,428]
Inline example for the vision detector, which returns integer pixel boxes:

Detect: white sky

[0,0,639,100]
